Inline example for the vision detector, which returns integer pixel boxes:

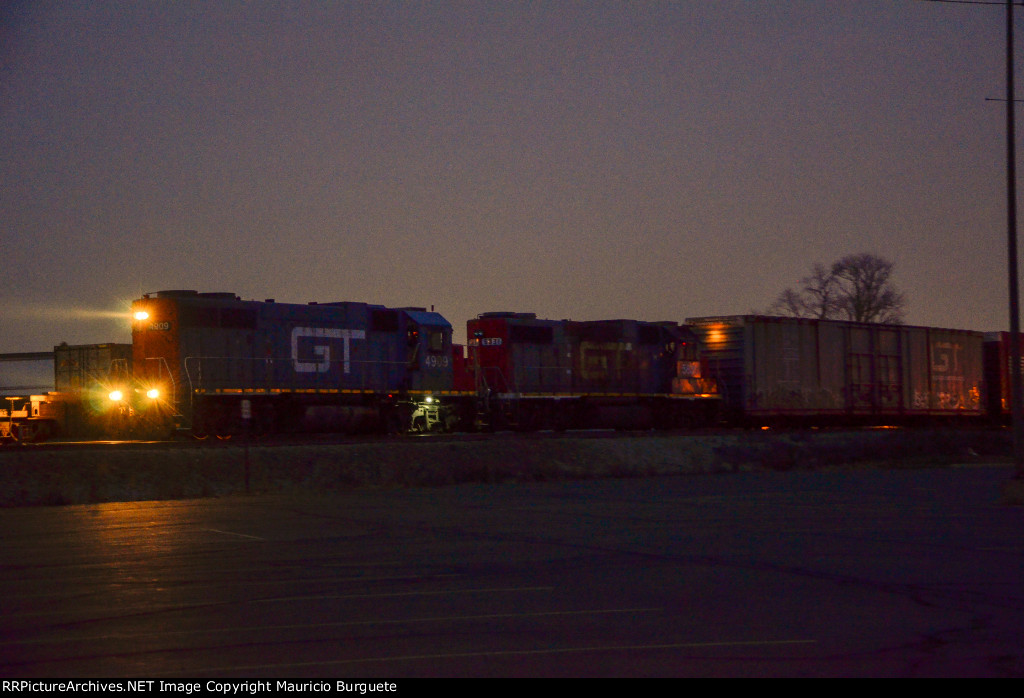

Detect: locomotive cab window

[428,331,445,353]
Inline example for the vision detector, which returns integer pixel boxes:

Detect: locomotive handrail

[484,362,684,395]
[475,365,509,396]
[182,355,422,394]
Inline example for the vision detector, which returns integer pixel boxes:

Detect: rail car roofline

[685,314,983,334]
[145,290,241,301]
[478,312,538,319]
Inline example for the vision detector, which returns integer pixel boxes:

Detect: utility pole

[1005,0,1024,480]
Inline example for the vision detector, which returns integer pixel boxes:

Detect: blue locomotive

[130,290,460,436]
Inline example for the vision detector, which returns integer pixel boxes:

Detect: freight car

[467,312,720,430]
[129,290,468,436]
[688,315,985,426]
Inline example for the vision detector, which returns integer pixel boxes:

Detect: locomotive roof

[404,310,451,328]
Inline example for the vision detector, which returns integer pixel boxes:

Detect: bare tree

[830,253,905,323]
[770,253,906,324]
[769,287,812,318]
[769,263,839,319]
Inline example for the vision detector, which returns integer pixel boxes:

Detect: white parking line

[5,606,664,647]
[201,528,266,540]
[262,585,555,603]
[193,638,818,675]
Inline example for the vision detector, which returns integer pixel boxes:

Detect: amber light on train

[705,326,727,348]
[106,386,163,405]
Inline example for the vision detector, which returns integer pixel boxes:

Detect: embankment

[0,429,1011,507]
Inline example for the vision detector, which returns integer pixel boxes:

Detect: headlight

[109,390,124,402]
[133,310,149,321]
[146,388,160,400]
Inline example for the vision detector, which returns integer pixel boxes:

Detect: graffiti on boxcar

[913,391,929,410]
[931,342,962,374]
[753,386,844,411]
[931,341,976,410]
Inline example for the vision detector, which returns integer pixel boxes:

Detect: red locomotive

[466,312,718,430]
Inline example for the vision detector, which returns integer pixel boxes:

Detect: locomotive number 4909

[425,354,450,368]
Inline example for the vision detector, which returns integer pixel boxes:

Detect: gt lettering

[291,327,366,374]
[932,342,962,374]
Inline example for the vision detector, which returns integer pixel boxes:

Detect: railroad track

[1,423,1006,454]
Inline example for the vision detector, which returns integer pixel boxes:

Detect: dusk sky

[1,0,1019,361]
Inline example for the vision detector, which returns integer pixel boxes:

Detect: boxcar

[467,312,719,430]
[130,290,462,435]
[687,315,984,425]
[54,342,132,392]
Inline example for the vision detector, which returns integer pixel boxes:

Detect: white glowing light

[134,310,150,321]
[146,388,159,399]
[109,390,124,402]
